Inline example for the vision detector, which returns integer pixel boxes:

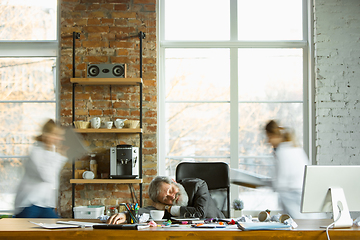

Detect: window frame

[158,0,313,204]
[0,1,60,213]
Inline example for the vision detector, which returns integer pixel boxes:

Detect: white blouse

[14,142,68,214]
[272,141,309,192]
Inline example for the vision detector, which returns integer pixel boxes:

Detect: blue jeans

[15,205,59,218]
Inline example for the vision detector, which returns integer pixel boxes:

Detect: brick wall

[59,0,157,217]
[314,0,360,165]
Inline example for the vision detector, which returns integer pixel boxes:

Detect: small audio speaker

[87,64,127,78]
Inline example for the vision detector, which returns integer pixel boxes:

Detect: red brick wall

[59,0,157,217]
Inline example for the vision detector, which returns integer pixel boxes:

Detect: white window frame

[157,0,314,203]
[0,1,60,213]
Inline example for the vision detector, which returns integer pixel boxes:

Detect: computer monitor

[301,165,360,228]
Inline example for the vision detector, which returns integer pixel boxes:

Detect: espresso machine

[110,145,139,179]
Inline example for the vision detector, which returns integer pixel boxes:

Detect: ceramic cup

[150,210,164,221]
[114,119,127,129]
[258,211,270,222]
[91,117,101,129]
[279,214,291,223]
[106,121,113,129]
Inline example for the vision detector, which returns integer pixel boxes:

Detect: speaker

[87,64,127,78]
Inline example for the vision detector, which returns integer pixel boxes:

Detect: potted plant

[232,199,244,218]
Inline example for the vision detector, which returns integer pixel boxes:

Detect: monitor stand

[323,187,353,228]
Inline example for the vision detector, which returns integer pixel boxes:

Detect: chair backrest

[175,162,230,218]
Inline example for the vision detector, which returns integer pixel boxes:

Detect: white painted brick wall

[315,0,360,165]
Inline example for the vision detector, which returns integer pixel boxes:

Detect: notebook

[29,221,80,229]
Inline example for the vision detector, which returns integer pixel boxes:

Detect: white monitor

[301,165,360,228]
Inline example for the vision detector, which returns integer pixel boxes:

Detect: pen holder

[120,203,140,224]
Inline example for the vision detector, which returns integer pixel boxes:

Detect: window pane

[238,49,303,101]
[0,158,25,211]
[0,103,56,156]
[238,102,304,158]
[0,0,57,40]
[164,0,230,41]
[165,49,230,101]
[0,58,56,101]
[238,0,303,40]
[165,158,230,178]
[166,103,230,157]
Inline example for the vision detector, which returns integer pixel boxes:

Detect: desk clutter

[36,206,299,230]
[96,208,298,230]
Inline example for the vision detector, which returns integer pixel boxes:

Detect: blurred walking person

[14,119,68,218]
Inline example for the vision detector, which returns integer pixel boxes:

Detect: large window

[0,0,59,213]
[159,0,310,211]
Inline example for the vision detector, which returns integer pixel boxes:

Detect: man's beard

[173,182,189,207]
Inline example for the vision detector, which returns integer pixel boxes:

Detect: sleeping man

[107,176,224,224]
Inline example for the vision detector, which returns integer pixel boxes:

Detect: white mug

[91,117,101,129]
[106,121,113,129]
[114,119,127,129]
[258,211,270,222]
[150,210,164,221]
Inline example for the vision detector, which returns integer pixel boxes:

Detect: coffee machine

[110,145,139,179]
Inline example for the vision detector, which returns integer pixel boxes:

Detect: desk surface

[1,218,360,240]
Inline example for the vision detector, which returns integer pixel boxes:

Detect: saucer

[152,219,168,222]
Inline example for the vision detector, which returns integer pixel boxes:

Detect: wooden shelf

[70,78,142,85]
[75,128,142,133]
[70,179,142,184]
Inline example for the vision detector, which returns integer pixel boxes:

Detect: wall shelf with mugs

[70,31,146,217]
[74,128,142,134]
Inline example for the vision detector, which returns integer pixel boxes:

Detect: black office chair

[175,162,230,218]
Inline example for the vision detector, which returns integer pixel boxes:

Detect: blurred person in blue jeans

[14,119,68,218]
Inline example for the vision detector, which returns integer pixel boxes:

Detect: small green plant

[232,199,244,210]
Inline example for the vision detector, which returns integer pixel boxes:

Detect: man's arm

[178,179,212,218]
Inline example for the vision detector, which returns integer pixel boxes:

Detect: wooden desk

[1,218,360,240]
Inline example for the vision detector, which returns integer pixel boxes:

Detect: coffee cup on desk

[150,210,164,221]
[258,211,270,222]
[279,214,291,223]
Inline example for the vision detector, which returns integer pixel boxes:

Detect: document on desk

[29,221,80,229]
[237,222,291,231]
[57,220,106,227]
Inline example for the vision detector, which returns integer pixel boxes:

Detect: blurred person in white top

[265,120,325,219]
[14,119,68,218]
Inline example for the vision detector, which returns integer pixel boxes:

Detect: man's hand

[153,202,166,210]
[107,213,126,224]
